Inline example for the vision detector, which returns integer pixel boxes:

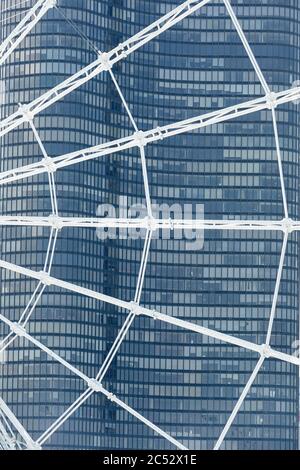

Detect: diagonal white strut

[0,228,58,355]
[0,0,57,66]
[27,117,58,216]
[0,109,59,419]
[0,407,22,450]
[213,231,289,450]
[106,64,153,217]
[271,107,289,219]
[214,356,265,450]
[0,111,59,358]
[0,397,40,450]
[265,232,289,345]
[38,230,153,446]
[1,86,300,187]
[223,0,270,95]
[0,257,299,367]
[0,0,298,452]
[0,0,211,138]
[0,313,187,450]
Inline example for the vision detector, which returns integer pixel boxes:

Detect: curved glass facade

[0,0,299,450]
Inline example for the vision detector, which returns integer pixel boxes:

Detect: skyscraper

[0,0,299,450]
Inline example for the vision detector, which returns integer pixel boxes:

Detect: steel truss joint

[266,92,278,110]
[10,323,26,338]
[48,214,63,231]
[134,130,147,148]
[42,156,56,174]
[106,391,117,403]
[18,104,34,123]
[129,301,141,315]
[260,343,272,359]
[150,309,159,321]
[282,217,294,234]
[98,52,112,71]
[39,271,52,286]
[86,378,103,393]
[154,126,164,140]
[27,441,42,451]
[47,0,57,8]
[147,216,157,232]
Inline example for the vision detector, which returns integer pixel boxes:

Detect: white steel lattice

[0,0,299,451]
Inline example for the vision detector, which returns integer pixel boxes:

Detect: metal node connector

[151,309,159,321]
[42,156,56,174]
[106,392,116,403]
[134,130,147,148]
[129,301,140,315]
[86,378,103,393]
[98,52,112,71]
[10,323,26,338]
[47,0,57,8]
[147,216,157,232]
[18,104,34,122]
[266,92,277,110]
[48,214,63,231]
[27,441,42,451]
[282,218,294,234]
[260,344,271,359]
[155,126,164,140]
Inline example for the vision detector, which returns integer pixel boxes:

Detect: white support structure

[0,114,58,359]
[0,398,40,450]
[0,257,299,368]
[0,0,57,66]
[222,0,270,95]
[0,228,57,356]
[0,0,299,451]
[27,117,58,216]
[0,314,187,451]
[271,107,289,219]
[213,356,265,450]
[0,408,21,450]
[0,215,299,233]
[0,0,211,138]
[1,86,300,186]
[265,232,289,345]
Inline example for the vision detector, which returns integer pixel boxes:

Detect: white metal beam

[1,86,299,186]
[0,413,17,450]
[0,215,298,232]
[107,67,153,217]
[223,0,270,95]
[0,0,56,66]
[36,230,152,445]
[0,0,211,138]
[0,0,298,452]
[0,228,58,355]
[214,356,265,450]
[0,257,299,368]
[265,232,288,345]
[37,389,94,446]
[27,118,58,216]
[97,229,152,382]
[0,314,186,450]
[271,107,289,219]
[0,397,40,450]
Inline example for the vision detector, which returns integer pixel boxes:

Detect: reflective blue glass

[0,0,298,450]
